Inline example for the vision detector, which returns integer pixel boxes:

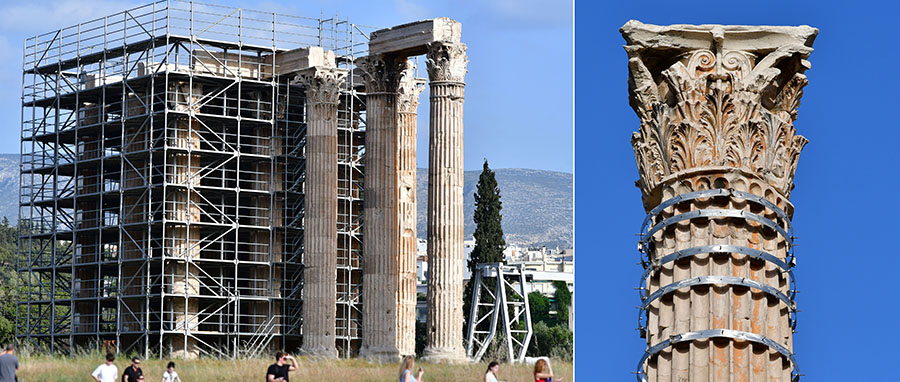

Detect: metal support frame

[465,263,533,363]
[17,0,375,358]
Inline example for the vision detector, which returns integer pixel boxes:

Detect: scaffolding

[17,0,371,358]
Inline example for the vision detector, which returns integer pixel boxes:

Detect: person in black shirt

[122,357,143,382]
[265,352,297,382]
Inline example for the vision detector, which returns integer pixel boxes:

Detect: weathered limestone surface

[357,55,425,362]
[359,17,463,363]
[169,83,204,360]
[273,47,337,75]
[623,20,815,382]
[295,66,346,359]
[358,55,402,361]
[369,18,461,56]
[422,41,468,363]
[396,64,425,359]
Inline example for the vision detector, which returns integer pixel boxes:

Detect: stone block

[620,20,817,53]
[369,17,461,56]
[272,46,336,75]
[192,50,274,79]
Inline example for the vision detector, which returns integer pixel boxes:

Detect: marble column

[296,67,346,359]
[622,21,816,382]
[423,41,468,363]
[357,56,424,362]
[395,64,425,358]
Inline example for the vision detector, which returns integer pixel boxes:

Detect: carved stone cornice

[397,63,426,114]
[426,41,467,83]
[294,67,347,105]
[356,55,407,94]
[622,20,816,198]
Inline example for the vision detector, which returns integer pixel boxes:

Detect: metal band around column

[641,188,792,233]
[638,189,795,265]
[642,209,791,246]
[638,244,796,300]
[635,329,799,382]
[637,275,797,333]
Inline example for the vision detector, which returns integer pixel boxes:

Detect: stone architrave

[422,40,468,363]
[294,66,347,359]
[622,20,816,381]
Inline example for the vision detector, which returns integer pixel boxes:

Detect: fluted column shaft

[621,21,816,382]
[423,41,468,363]
[358,56,425,361]
[297,67,345,358]
[396,66,425,357]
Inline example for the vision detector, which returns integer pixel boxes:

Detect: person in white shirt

[162,361,181,382]
[484,361,501,382]
[91,353,118,382]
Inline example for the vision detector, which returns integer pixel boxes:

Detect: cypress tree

[463,160,506,342]
[470,159,505,267]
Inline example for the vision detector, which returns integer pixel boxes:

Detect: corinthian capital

[621,20,816,198]
[397,62,426,113]
[356,55,407,94]
[426,41,467,83]
[294,67,347,105]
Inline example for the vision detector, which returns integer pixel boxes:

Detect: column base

[299,342,338,359]
[421,347,468,364]
[358,345,402,363]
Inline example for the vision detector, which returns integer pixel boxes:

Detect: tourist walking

[122,356,143,382]
[484,361,501,382]
[265,352,297,382]
[398,356,423,382]
[91,353,119,382]
[0,344,18,382]
[162,361,181,382]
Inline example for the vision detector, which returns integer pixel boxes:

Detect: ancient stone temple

[357,18,468,363]
[622,21,816,381]
[17,0,466,361]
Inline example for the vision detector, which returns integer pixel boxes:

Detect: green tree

[552,281,572,328]
[0,218,19,345]
[528,321,573,360]
[463,160,506,337]
[469,159,506,268]
[528,291,552,326]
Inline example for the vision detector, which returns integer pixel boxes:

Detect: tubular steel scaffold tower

[465,263,533,363]
[17,0,372,358]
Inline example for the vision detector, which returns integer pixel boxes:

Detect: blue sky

[0,0,573,172]
[576,0,900,380]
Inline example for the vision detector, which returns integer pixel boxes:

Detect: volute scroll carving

[294,68,347,106]
[426,41,468,83]
[356,55,408,94]
[622,21,816,200]
[397,62,426,114]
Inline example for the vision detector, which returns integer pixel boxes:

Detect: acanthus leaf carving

[294,68,346,106]
[397,62,425,114]
[356,55,406,94]
[625,29,813,198]
[426,41,468,83]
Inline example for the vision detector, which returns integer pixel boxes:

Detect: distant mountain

[0,156,573,248]
[416,168,573,249]
[0,155,17,224]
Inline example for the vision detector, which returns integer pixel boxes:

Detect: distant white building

[415,238,574,325]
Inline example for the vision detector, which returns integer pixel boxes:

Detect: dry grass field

[14,355,573,382]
